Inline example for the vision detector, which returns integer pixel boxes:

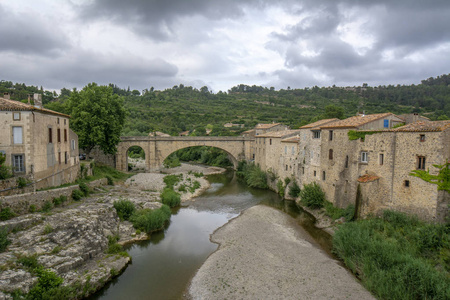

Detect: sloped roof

[393,121,450,132]
[0,97,70,118]
[281,136,300,143]
[357,174,380,183]
[255,123,281,129]
[320,113,396,129]
[300,118,339,130]
[258,130,300,138]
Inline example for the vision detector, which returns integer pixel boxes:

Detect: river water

[89,171,332,300]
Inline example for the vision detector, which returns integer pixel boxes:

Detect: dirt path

[189,205,375,300]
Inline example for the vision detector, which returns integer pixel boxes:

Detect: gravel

[188,205,375,300]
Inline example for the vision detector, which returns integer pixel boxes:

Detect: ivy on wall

[347,130,380,141]
[410,161,450,193]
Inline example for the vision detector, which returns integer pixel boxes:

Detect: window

[71,139,76,150]
[285,146,287,154]
[64,129,67,142]
[57,129,61,143]
[345,155,349,168]
[302,167,304,174]
[322,171,326,181]
[13,112,20,120]
[269,139,272,145]
[329,130,333,141]
[64,119,66,125]
[57,118,60,124]
[404,180,410,187]
[417,156,426,170]
[383,119,389,128]
[65,151,68,164]
[420,134,425,142]
[313,131,321,139]
[12,154,24,173]
[58,152,61,164]
[379,153,384,165]
[329,149,333,160]
[314,170,316,177]
[13,126,23,144]
[48,128,53,143]
[286,165,288,171]
[291,146,295,155]
[361,152,368,163]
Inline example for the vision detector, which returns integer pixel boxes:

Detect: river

[89,171,332,300]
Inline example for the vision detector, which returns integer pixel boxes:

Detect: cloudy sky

[1,0,449,93]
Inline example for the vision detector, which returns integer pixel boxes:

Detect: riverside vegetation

[236,160,449,299]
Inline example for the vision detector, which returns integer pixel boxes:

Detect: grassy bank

[333,210,450,299]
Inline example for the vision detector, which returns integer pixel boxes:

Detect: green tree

[68,83,126,156]
[323,104,345,119]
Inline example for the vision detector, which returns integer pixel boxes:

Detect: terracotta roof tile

[258,130,300,138]
[393,121,450,132]
[281,136,300,143]
[320,113,395,129]
[357,174,380,183]
[300,118,339,129]
[0,97,70,118]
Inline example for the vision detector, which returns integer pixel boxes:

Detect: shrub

[0,207,16,221]
[189,180,201,193]
[161,188,181,208]
[78,182,89,196]
[52,196,66,206]
[163,174,182,188]
[17,255,40,269]
[71,189,84,201]
[106,175,114,186]
[324,201,355,221]
[299,182,325,209]
[27,267,64,300]
[43,224,54,234]
[29,204,37,213]
[193,172,203,178]
[288,181,301,198]
[113,199,136,221]
[130,205,171,233]
[178,184,187,192]
[0,229,10,252]
[277,179,285,198]
[107,234,123,254]
[17,177,27,188]
[41,201,53,213]
[0,152,12,180]
[284,177,291,186]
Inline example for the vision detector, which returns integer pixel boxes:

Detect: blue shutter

[384,119,389,128]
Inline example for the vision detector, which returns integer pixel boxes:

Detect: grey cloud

[77,0,265,40]
[0,4,69,55]
[1,50,178,90]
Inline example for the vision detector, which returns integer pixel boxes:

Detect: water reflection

[90,171,332,300]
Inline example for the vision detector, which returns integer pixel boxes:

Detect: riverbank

[188,205,375,299]
[0,163,220,299]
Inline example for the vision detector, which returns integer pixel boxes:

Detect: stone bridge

[116,136,254,172]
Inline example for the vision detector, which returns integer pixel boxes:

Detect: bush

[178,184,187,192]
[43,224,54,234]
[277,179,285,198]
[130,205,171,233]
[163,174,182,189]
[17,177,27,188]
[29,204,37,213]
[113,199,136,221]
[106,175,114,186]
[161,188,181,208]
[324,201,355,221]
[288,181,301,198]
[237,162,268,189]
[0,207,16,221]
[52,195,67,206]
[0,229,10,252]
[333,212,450,300]
[41,201,53,213]
[284,177,291,186]
[78,182,89,196]
[299,182,325,209]
[71,189,84,201]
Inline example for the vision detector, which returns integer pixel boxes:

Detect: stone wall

[87,146,116,168]
[0,178,107,217]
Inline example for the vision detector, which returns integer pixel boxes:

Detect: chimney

[33,93,42,108]
[3,92,10,100]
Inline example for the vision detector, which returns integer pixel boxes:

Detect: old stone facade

[251,113,449,222]
[0,95,79,191]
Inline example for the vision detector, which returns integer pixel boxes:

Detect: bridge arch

[116,136,254,172]
[161,145,238,169]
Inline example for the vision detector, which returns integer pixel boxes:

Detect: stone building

[297,118,339,186]
[357,121,450,222]
[280,135,300,180]
[0,94,79,190]
[317,113,404,209]
[254,130,300,178]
